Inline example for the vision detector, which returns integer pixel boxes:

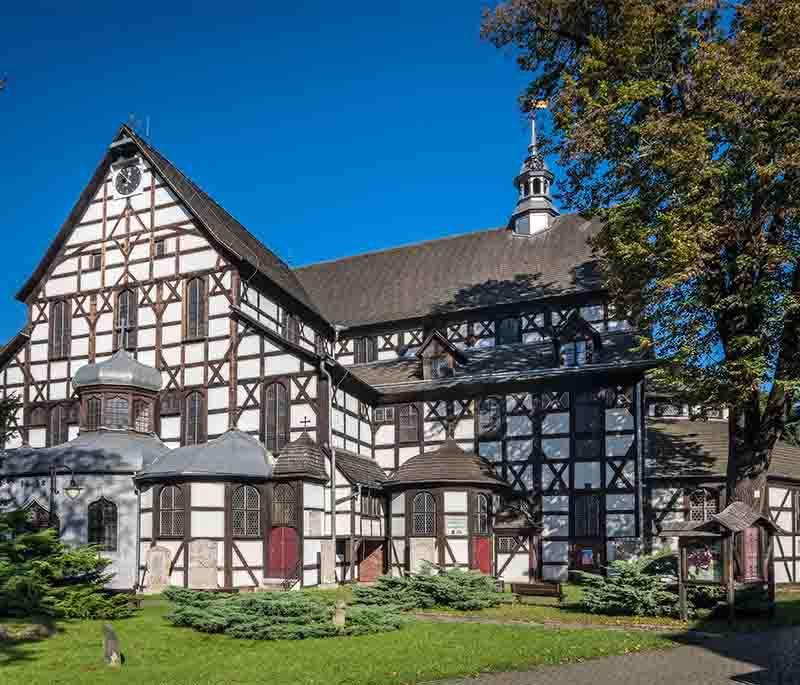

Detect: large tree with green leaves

[482,0,800,506]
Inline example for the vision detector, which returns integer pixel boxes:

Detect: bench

[510,582,563,599]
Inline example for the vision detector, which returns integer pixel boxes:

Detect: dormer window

[430,355,450,379]
[555,312,601,368]
[416,330,467,381]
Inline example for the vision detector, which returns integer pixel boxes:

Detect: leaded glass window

[105,396,129,429]
[272,483,298,527]
[49,300,71,359]
[265,382,289,452]
[283,312,300,344]
[159,485,185,536]
[478,398,503,438]
[232,485,261,537]
[86,396,102,430]
[354,337,377,363]
[398,404,419,443]
[473,493,490,535]
[88,498,117,551]
[689,488,718,522]
[49,404,69,446]
[184,392,204,445]
[560,338,594,367]
[116,288,138,350]
[134,399,152,433]
[412,492,435,536]
[496,536,517,554]
[185,277,207,339]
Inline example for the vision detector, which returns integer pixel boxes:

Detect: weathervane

[528,100,548,156]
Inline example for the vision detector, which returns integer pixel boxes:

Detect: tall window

[48,404,69,446]
[478,398,503,438]
[116,289,138,350]
[185,277,207,339]
[496,317,521,345]
[412,492,436,536]
[283,313,300,344]
[574,494,602,537]
[86,396,102,430]
[264,382,289,452]
[159,485,185,536]
[184,391,204,445]
[133,399,152,433]
[105,396,129,429]
[689,488,718,522]
[398,404,419,443]
[49,300,71,359]
[473,494,490,535]
[88,498,117,551]
[354,337,377,363]
[232,485,261,537]
[272,483,298,527]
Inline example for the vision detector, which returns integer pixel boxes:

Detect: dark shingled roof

[2,430,169,475]
[660,501,779,536]
[386,441,510,490]
[647,418,800,482]
[334,448,387,487]
[295,215,604,328]
[273,432,328,482]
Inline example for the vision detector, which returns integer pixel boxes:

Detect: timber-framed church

[1,123,799,591]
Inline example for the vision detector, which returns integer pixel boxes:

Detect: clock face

[115,164,142,195]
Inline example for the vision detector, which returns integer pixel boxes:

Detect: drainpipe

[134,485,142,592]
[321,324,346,543]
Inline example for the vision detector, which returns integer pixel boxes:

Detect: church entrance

[268,526,298,578]
[471,536,492,574]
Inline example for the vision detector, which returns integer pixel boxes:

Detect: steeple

[510,105,558,236]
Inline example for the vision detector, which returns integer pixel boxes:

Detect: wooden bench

[510,582,563,599]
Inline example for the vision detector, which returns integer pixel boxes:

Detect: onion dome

[273,432,328,482]
[73,349,162,393]
[135,429,273,482]
[385,440,510,490]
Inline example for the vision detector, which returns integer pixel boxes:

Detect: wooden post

[767,532,776,617]
[678,544,688,622]
[725,535,735,626]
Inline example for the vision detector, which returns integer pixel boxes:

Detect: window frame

[374,406,395,424]
[85,396,102,431]
[184,276,208,340]
[232,485,262,537]
[472,493,490,535]
[496,317,522,346]
[183,390,205,446]
[411,491,436,536]
[282,312,300,344]
[105,396,130,430]
[272,482,298,528]
[354,336,377,364]
[478,397,504,440]
[48,403,70,446]
[86,251,102,271]
[48,299,71,360]
[264,381,289,453]
[397,404,420,444]
[88,497,118,551]
[158,485,185,538]
[115,288,138,351]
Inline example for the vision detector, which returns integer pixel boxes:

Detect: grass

[426,585,800,633]
[0,602,671,685]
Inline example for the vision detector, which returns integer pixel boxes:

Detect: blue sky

[0,1,549,341]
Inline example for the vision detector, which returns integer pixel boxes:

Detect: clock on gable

[114,163,142,197]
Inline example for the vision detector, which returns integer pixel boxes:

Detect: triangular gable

[555,311,602,344]
[415,329,468,365]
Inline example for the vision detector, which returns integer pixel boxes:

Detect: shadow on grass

[0,615,61,666]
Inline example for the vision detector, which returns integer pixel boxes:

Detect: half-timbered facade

[1,121,798,591]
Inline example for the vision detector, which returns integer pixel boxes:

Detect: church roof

[72,349,162,393]
[1,430,169,475]
[294,214,604,329]
[135,429,273,482]
[273,432,328,482]
[334,448,387,488]
[386,440,509,490]
[647,418,800,483]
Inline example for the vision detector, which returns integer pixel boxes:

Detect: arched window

[88,498,117,551]
[398,404,419,443]
[264,382,289,452]
[272,483,298,528]
[533,178,542,195]
[49,404,69,446]
[184,391,204,445]
[133,399,152,433]
[85,396,102,430]
[116,289,138,350]
[473,494,490,535]
[185,277,207,339]
[478,398,503,439]
[49,299,71,359]
[159,485,185,536]
[412,492,436,536]
[232,485,261,537]
[105,396,129,429]
[689,488,718,522]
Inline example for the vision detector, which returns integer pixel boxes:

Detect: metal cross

[300,417,312,429]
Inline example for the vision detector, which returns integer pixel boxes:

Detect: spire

[510,102,558,236]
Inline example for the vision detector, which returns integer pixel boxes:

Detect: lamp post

[48,462,82,528]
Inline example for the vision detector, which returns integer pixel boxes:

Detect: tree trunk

[726,412,772,513]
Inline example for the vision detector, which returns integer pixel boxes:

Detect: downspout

[134,485,142,592]
[321,324,347,544]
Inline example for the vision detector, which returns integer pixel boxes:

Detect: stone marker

[333,600,346,628]
[144,545,171,594]
[320,539,336,585]
[409,537,436,574]
[103,623,122,667]
[188,539,218,589]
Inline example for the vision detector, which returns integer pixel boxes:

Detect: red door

[358,541,385,582]
[268,526,298,578]
[742,526,762,582]
[471,536,492,575]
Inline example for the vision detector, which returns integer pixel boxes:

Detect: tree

[0,394,22,505]
[482,1,800,506]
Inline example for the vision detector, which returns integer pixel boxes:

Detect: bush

[0,513,136,620]
[165,587,405,641]
[353,566,501,611]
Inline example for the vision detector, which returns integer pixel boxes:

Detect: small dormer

[554,313,602,368]
[416,330,468,380]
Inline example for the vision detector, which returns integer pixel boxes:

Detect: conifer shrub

[353,566,501,611]
[165,588,404,640]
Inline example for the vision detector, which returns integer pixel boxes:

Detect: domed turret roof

[273,432,329,482]
[73,350,162,393]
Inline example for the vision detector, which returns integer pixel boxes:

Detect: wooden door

[742,526,763,582]
[358,541,385,583]
[471,536,492,575]
[268,526,298,578]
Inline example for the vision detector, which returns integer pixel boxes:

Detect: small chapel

[1,121,799,591]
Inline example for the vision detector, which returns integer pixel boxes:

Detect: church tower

[510,109,558,235]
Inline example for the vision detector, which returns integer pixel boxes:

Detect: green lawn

[0,602,670,685]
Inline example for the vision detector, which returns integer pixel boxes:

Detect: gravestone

[103,623,122,667]
[333,600,346,628]
[188,539,218,589]
[320,540,336,585]
[144,545,171,594]
[409,537,437,574]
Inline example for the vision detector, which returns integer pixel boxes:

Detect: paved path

[428,626,800,685]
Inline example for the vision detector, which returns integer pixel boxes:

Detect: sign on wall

[686,540,723,583]
[446,515,468,536]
